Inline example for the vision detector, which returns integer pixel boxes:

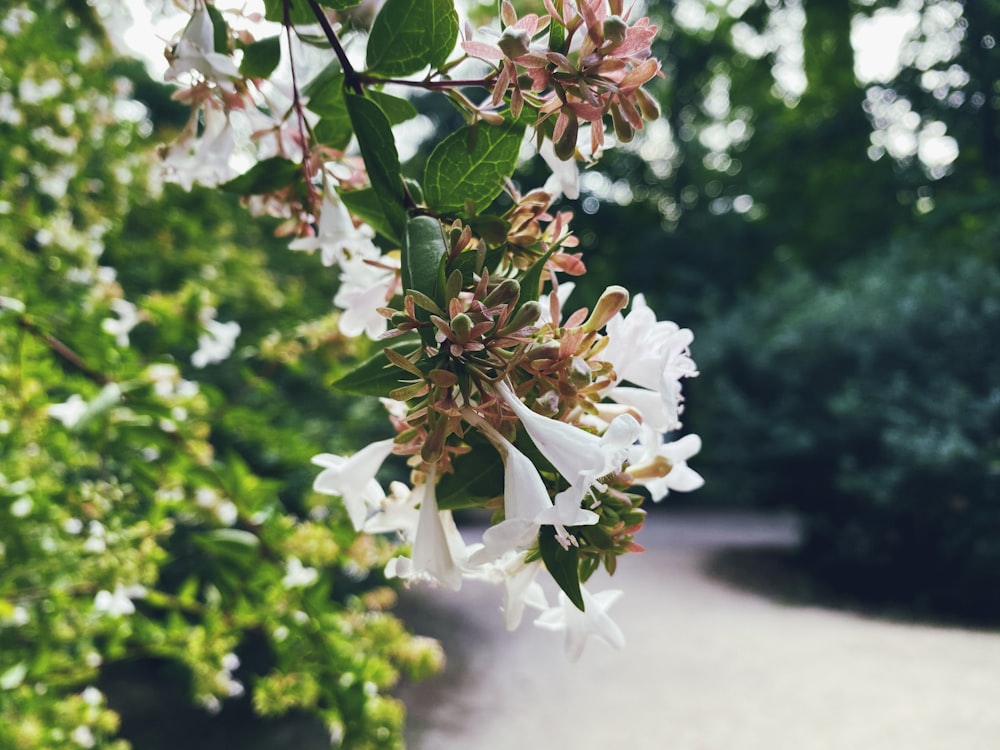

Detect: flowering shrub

[1,0,702,747]
[154,0,702,661]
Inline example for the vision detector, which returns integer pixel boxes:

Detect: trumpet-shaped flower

[496,381,640,501]
[493,551,549,631]
[362,480,419,539]
[333,254,399,340]
[534,584,626,661]
[311,438,395,531]
[47,394,87,429]
[165,2,240,91]
[470,427,555,564]
[161,105,237,191]
[390,468,467,590]
[602,294,697,430]
[288,191,378,268]
[629,429,704,501]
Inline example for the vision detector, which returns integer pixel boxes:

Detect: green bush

[691,243,1000,620]
[0,5,438,748]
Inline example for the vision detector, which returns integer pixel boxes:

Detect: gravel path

[396,512,1000,750]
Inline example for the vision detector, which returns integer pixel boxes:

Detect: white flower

[288,191,378,268]
[470,425,554,564]
[629,430,704,501]
[191,317,241,368]
[497,380,640,502]
[386,466,469,590]
[362,481,419,538]
[164,3,240,91]
[94,583,147,618]
[495,552,548,631]
[282,557,319,588]
[333,254,399,340]
[100,298,139,347]
[161,106,237,191]
[311,438,395,531]
[70,725,95,749]
[47,394,87,428]
[534,584,626,661]
[602,294,697,431]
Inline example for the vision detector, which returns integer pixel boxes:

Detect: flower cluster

[156,0,699,660]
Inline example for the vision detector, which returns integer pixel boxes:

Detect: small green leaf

[424,118,526,215]
[346,94,407,239]
[302,59,343,102]
[331,338,422,397]
[314,117,353,152]
[339,188,401,244]
[539,525,585,611]
[403,216,447,304]
[205,3,229,54]
[437,440,505,510]
[220,157,301,195]
[366,0,458,76]
[239,35,281,79]
[515,245,558,312]
[304,68,346,117]
[368,90,419,124]
[200,528,260,548]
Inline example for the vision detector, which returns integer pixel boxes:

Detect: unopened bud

[482,278,521,308]
[526,340,562,362]
[498,27,531,59]
[499,300,541,335]
[611,103,635,143]
[450,313,473,342]
[582,285,629,333]
[603,16,628,46]
[553,114,579,161]
[635,87,661,121]
[568,356,592,387]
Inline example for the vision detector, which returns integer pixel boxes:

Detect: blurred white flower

[288,191,378,267]
[164,3,240,91]
[282,557,319,588]
[101,298,139,347]
[191,316,241,368]
[47,394,87,428]
[94,583,147,618]
[534,584,626,661]
[312,438,395,531]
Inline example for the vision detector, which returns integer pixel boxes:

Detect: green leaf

[403,216,447,304]
[346,94,407,238]
[366,0,458,76]
[515,244,558,311]
[436,444,505,510]
[331,337,422,397]
[424,118,526,215]
[314,116,353,152]
[539,525,585,611]
[302,59,343,102]
[206,3,229,54]
[339,187,400,244]
[262,0,322,24]
[219,157,301,195]
[304,67,346,116]
[239,35,281,79]
[368,90,419,125]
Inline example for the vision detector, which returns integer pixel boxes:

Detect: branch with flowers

[160,0,703,660]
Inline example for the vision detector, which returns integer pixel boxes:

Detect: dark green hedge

[690,244,1000,621]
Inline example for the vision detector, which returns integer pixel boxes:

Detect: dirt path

[396,512,1000,750]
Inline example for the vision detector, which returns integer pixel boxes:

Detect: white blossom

[288,191,378,268]
[282,557,319,588]
[101,298,139,347]
[47,394,87,429]
[534,584,626,661]
[312,438,395,531]
[164,2,240,91]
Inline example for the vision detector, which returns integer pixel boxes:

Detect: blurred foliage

[558,0,1000,619]
[0,4,440,749]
